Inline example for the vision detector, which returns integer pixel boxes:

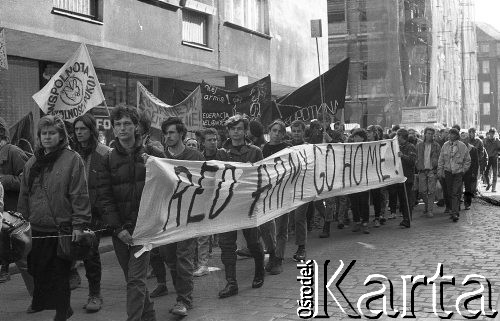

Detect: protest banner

[32,43,105,122]
[274,58,349,125]
[137,82,203,134]
[0,28,8,70]
[200,75,272,129]
[133,138,405,254]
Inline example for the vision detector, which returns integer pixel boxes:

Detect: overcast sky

[475,0,500,32]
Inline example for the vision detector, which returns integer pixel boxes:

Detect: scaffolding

[328,0,478,128]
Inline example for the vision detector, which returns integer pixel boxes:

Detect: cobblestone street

[1,195,499,321]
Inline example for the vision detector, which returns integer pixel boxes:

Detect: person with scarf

[18,115,91,321]
[71,113,111,312]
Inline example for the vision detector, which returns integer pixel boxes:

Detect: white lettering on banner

[133,139,405,255]
[136,82,203,132]
[32,44,105,122]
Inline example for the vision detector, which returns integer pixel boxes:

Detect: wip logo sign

[47,62,98,120]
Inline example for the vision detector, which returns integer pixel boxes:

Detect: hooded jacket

[0,117,29,211]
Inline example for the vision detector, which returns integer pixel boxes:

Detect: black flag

[274,58,349,125]
[201,75,272,129]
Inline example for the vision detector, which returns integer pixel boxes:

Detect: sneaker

[0,271,10,283]
[452,214,459,222]
[193,266,209,277]
[85,296,103,312]
[293,248,306,262]
[169,301,188,317]
[362,223,370,234]
[464,205,470,210]
[373,219,380,228]
[69,269,81,290]
[150,284,168,298]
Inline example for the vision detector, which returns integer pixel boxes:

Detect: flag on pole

[0,28,8,70]
[32,43,105,122]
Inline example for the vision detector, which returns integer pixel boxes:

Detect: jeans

[440,177,451,210]
[485,156,498,189]
[150,246,167,284]
[349,191,369,223]
[294,203,308,246]
[325,196,348,223]
[274,214,289,259]
[162,238,196,307]
[444,171,463,216]
[370,188,383,218]
[195,236,210,268]
[259,220,277,255]
[391,182,412,222]
[463,170,476,207]
[112,237,156,321]
[83,233,101,296]
[418,170,437,213]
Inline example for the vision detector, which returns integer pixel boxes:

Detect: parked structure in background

[0,0,328,134]
[476,22,500,132]
[328,0,478,130]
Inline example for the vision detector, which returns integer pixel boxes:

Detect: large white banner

[137,82,203,132]
[133,139,405,253]
[32,43,105,122]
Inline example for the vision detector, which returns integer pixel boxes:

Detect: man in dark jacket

[161,117,205,316]
[217,114,265,299]
[98,106,157,321]
[72,114,111,312]
[396,128,417,228]
[0,117,32,293]
[462,139,479,210]
[483,128,500,192]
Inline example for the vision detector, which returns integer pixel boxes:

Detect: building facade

[476,23,500,132]
[327,0,478,130]
[0,0,328,131]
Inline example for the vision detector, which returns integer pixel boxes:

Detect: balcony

[52,0,102,24]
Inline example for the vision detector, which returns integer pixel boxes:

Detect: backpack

[0,211,32,264]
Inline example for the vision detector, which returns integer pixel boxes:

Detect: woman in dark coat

[18,115,91,321]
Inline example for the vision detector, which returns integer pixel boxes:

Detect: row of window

[52,0,269,48]
[479,42,500,55]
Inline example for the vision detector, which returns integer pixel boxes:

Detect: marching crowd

[0,106,500,321]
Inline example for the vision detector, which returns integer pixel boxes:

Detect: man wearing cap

[437,128,471,222]
[483,128,500,192]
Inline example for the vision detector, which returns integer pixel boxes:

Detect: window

[225,0,269,34]
[497,43,500,55]
[328,0,345,23]
[361,63,368,80]
[52,0,101,22]
[482,60,490,74]
[483,81,490,95]
[359,0,367,22]
[182,9,208,46]
[482,103,490,115]
[480,43,489,53]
